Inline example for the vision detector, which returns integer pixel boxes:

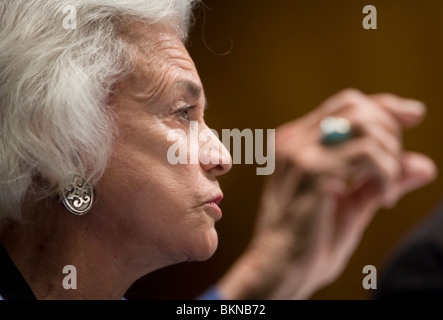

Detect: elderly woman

[0,0,436,300]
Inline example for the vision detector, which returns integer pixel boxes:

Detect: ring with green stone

[320,116,353,146]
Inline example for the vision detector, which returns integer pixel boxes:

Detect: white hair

[0,0,200,220]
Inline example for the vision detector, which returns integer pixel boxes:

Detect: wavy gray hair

[0,0,199,219]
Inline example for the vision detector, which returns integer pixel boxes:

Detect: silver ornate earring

[60,174,94,215]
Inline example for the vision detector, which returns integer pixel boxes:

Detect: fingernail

[404,101,426,115]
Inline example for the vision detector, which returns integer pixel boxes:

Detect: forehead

[123,23,201,102]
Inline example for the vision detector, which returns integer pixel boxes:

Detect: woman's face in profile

[95,23,232,267]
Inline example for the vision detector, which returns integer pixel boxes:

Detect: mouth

[204,194,223,220]
[208,195,223,206]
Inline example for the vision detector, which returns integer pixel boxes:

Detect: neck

[0,201,164,300]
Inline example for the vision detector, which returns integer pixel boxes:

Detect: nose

[199,127,232,177]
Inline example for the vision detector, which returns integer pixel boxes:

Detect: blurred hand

[218,89,437,299]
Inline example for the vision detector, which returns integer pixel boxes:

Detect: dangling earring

[60,174,94,215]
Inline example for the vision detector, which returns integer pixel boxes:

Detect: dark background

[126,0,443,300]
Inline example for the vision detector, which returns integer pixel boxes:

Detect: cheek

[97,144,219,263]
[103,139,203,217]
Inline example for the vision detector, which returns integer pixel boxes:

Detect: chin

[189,227,219,262]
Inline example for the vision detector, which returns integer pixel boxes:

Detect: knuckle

[297,150,314,170]
[358,137,378,158]
[338,88,365,104]
[347,104,371,121]
[390,158,402,175]
[376,154,399,181]
[372,93,400,105]
[356,138,400,179]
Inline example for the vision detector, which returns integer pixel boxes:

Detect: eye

[177,105,196,121]
[179,108,189,121]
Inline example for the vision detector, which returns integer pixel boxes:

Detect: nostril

[212,163,231,176]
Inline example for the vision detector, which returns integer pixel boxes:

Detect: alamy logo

[362,265,377,290]
[62,265,77,290]
[362,5,377,30]
[167,121,275,175]
[62,5,77,30]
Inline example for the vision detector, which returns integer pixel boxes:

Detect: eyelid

[175,104,197,122]
[177,105,197,112]
[177,105,195,115]
[171,102,196,114]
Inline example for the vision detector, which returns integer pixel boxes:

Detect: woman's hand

[218,89,437,299]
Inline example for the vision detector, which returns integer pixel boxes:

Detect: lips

[208,195,223,206]
[204,194,223,220]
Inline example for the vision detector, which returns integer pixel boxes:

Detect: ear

[105,84,118,107]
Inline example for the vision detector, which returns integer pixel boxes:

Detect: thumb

[385,152,437,207]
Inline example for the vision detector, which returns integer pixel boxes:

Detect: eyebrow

[173,80,208,110]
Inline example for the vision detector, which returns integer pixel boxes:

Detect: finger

[359,124,402,160]
[369,93,426,129]
[338,106,402,158]
[383,151,437,208]
[281,89,378,138]
[315,88,375,117]
[277,89,409,143]
[338,100,402,142]
[326,137,402,194]
[330,153,435,261]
